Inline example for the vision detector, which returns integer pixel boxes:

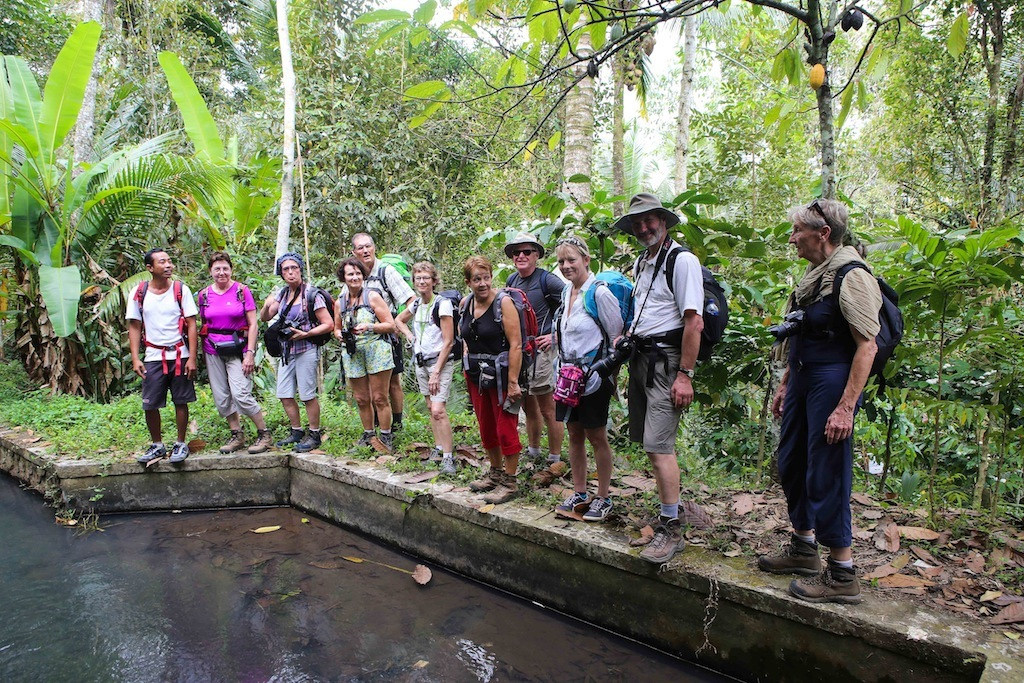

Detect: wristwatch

[678,366,694,379]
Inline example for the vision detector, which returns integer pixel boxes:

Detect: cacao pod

[610,23,624,41]
[850,9,864,30]
[841,11,853,32]
[586,60,598,78]
[641,34,655,56]
[563,0,577,13]
[809,63,825,90]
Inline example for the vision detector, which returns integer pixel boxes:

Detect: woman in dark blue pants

[758,199,882,605]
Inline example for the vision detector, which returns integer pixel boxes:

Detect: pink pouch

[553,364,586,407]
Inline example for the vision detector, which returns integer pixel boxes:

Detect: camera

[590,336,636,378]
[341,328,358,355]
[279,325,296,340]
[768,309,805,340]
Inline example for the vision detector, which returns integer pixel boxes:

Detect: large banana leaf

[0,59,12,228]
[39,21,101,166]
[3,56,42,154]
[157,52,225,164]
[39,264,81,337]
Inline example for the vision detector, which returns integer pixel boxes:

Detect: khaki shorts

[276,348,319,401]
[415,359,456,403]
[627,346,682,454]
[527,344,557,395]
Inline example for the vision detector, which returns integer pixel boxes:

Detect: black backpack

[832,262,903,381]
[634,245,729,362]
[411,290,464,361]
[274,284,335,348]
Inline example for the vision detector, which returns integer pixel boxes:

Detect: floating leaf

[412,564,432,585]
[251,525,281,534]
[301,518,309,524]
[412,660,429,669]
[342,556,365,564]
[310,560,344,570]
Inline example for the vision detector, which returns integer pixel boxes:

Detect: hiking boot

[482,472,519,504]
[757,534,822,576]
[355,430,376,449]
[583,497,613,522]
[789,558,862,605]
[294,430,322,453]
[137,443,167,464]
[468,467,503,493]
[378,432,395,453]
[168,441,190,464]
[219,430,246,454]
[639,518,685,564]
[248,430,274,454]
[556,491,591,514]
[439,454,456,475]
[276,428,305,448]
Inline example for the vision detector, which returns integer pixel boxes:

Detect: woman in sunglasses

[460,256,523,504]
[335,257,397,452]
[758,198,881,605]
[551,237,623,522]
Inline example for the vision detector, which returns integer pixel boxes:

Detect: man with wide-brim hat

[617,193,704,565]
[504,231,566,468]
[613,193,680,236]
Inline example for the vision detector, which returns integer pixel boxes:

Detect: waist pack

[553,364,586,407]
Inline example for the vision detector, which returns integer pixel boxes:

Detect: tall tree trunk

[674,16,696,194]
[807,0,837,199]
[998,61,1024,219]
[275,0,296,258]
[978,11,1004,224]
[612,54,625,216]
[563,28,594,205]
[73,0,104,164]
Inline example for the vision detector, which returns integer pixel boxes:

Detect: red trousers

[465,375,521,456]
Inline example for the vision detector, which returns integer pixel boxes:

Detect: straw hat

[613,193,681,235]
[503,232,546,258]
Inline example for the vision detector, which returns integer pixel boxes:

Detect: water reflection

[0,473,723,681]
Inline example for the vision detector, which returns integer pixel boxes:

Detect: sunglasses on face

[511,248,536,257]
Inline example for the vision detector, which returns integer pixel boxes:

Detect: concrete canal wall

[2,430,1019,682]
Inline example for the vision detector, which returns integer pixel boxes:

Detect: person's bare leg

[303,397,320,431]
[586,427,613,498]
[370,371,393,431]
[280,398,301,428]
[430,401,453,452]
[351,377,374,431]
[536,392,563,456]
[145,409,162,442]
[174,404,189,442]
[567,422,588,492]
[649,452,680,506]
[524,394,541,449]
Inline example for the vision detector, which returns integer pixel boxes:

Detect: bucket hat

[504,232,546,258]
[613,193,681,235]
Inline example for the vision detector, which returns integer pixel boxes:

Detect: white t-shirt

[126,281,198,362]
[366,259,415,313]
[411,296,454,358]
[555,275,624,395]
[631,242,704,338]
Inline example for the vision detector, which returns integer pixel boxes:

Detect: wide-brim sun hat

[613,193,681,235]
[504,231,546,258]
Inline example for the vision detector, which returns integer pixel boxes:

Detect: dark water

[0,474,725,682]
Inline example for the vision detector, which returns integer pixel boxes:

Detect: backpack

[507,269,562,330]
[367,254,413,313]
[134,279,186,341]
[461,287,539,384]
[832,262,903,381]
[274,284,335,347]
[633,244,729,362]
[197,283,249,333]
[411,290,464,361]
[583,271,634,345]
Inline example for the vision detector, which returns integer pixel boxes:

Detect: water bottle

[705,301,719,317]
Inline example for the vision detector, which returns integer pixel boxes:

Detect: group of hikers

[127,193,884,605]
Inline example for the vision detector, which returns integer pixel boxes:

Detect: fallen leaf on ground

[555,508,584,521]
[860,509,884,520]
[993,594,1024,606]
[251,526,281,534]
[620,475,657,492]
[899,526,940,541]
[412,565,432,585]
[723,543,742,557]
[477,503,495,514]
[374,455,396,466]
[991,602,1024,625]
[301,518,309,523]
[981,591,1003,602]
[629,525,655,547]
[413,660,429,669]
[371,437,393,455]
[732,493,755,516]
[187,439,206,453]
[309,449,327,455]
[680,501,713,530]
[965,551,985,573]
[891,553,911,570]
[863,564,902,580]
[911,546,941,566]
[851,493,877,506]
[310,560,344,570]
[1005,632,1020,641]
[874,521,900,552]
[404,471,437,484]
[878,574,935,588]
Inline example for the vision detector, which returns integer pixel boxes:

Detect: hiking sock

[527,446,542,458]
[832,558,854,569]
[546,452,561,463]
[381,429,391,435]
[660,502,679,520]
[795,533,816,544]
[442,452,453,459]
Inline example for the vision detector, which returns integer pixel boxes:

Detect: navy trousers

[777,362,859,548]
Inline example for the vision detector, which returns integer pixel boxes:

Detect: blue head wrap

[275,252,305,277]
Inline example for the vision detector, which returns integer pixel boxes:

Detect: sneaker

[168,441,190,464]
[248,430,274,454]
[468,467,503,493]
[378,432,395,453]
[355,430,376,448]
[583,497,613,522]
[639,518,685,564]
[294,430,322,453]
[482,472,519,504]
[276,428,305,448]
[137,443,167,464]
[219,430,246,454]
[428,446,442,461]
[439,454,456,475]
[757,534,822,576]
[789,558,862,604]
[556,491,591,514]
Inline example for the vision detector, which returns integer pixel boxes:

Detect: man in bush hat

[504,232,566,466]
[615,193,705,565]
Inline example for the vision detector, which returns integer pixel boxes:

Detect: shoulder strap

[374,264,396,304]
[664,245,685,295]
[173,280,184,312]
[198,286,210,326]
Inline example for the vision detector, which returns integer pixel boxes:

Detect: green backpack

[368,253,413,314]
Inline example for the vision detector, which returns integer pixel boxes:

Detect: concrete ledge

[2,430,1020,682]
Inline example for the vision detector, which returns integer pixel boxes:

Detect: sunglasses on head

[808,199,832,230]
[511,248,536,257]
[557,236,587,250]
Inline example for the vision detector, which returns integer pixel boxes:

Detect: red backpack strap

[134,280,149,314]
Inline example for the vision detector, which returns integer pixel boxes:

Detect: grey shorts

[528,344,556,395]
[627,346,682,454]
[276,348,319,401]
[415,360,456,403]
[141,361,196,410]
